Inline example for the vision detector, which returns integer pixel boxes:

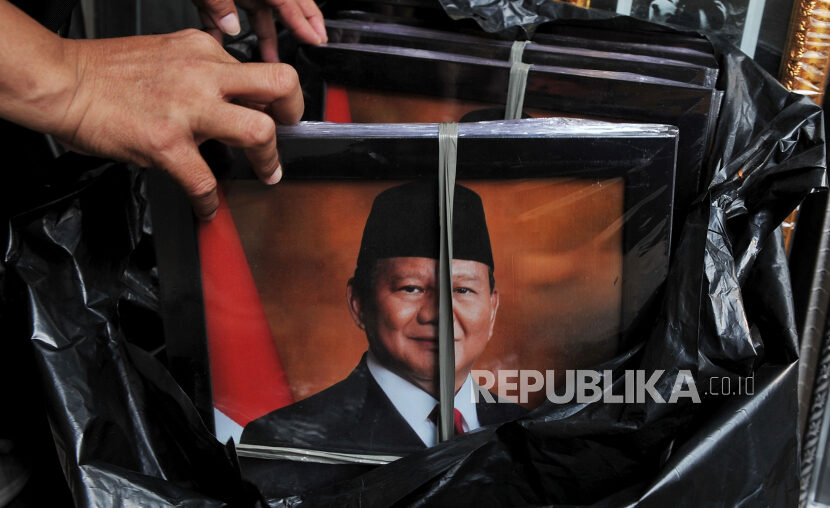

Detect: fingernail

[218,13,241,36]
[200,209,218,222]
[265,164,283,185]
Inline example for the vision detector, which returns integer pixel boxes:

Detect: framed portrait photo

[152,118,679,497]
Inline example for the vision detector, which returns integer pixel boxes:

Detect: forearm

[0,0,77,135]
[0,1,302,219]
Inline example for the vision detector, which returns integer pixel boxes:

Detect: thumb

[199,0,241,36]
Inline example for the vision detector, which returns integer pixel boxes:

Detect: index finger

[269,0,323,45]
[249,7,280,63]
[218,62,304,125]
[293,0,327,44]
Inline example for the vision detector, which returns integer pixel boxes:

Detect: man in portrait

[240,180,524,474]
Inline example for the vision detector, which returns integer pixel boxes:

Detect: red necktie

[430,406,466,435]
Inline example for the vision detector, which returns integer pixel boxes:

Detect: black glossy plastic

[0,3,825,506]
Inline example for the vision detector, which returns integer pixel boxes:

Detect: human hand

[51,30,303,219]
[193,0,327,63]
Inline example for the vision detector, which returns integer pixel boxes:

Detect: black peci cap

[355,180,493,280]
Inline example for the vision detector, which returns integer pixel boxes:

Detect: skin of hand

[193,0,328,63]
[0,1,303,220]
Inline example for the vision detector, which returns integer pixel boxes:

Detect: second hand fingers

[198,11,224,44]
[196,0,241,36]
[269,0,322,45]
[292,0,327,43]
[249,7,280,63]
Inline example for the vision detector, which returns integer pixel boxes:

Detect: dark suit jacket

[239,354,525,497]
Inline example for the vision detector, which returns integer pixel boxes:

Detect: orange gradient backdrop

[224,179,623,408]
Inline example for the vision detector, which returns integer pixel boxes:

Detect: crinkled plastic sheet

[0,5,826,507]
[438,0,684,37]
[2,160,261,507]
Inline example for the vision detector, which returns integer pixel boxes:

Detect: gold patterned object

[555,0,591,9]
[779,0,830,249]
[780,0,830,104]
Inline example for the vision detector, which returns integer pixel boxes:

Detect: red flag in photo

[198,189,294,430]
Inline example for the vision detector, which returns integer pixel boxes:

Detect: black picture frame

[324,19,719,87]
[152,119,678,445]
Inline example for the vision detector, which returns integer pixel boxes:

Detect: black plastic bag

[1,3,826,505]
[2,159,261,506]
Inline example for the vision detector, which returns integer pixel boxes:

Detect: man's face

[348,256,499,395]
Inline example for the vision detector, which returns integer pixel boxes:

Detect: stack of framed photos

[295,16,721,244]
[324,19,718,86]
[154,11,730,500]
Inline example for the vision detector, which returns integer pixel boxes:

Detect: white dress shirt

[366,351,481,447]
